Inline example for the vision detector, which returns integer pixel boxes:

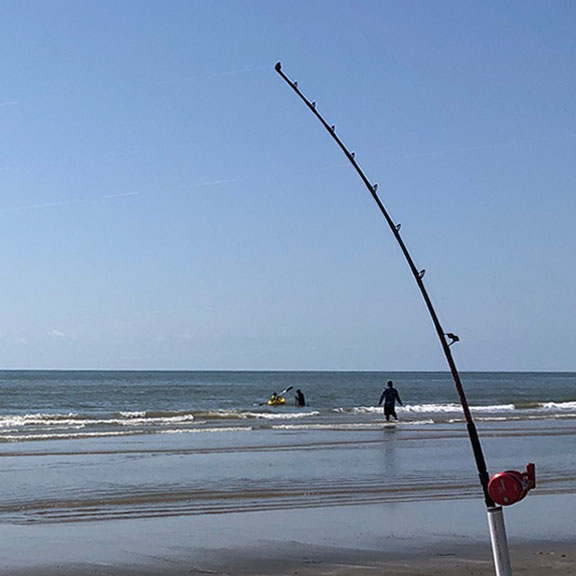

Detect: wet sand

[4,540,575,576]
[2,495,574,575]
[194,541,574,576]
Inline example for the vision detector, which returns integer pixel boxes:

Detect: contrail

[181,178,239,188]
[102,192,140,200]
[382,132,576,161]
[0,178,238,214]
[1,199,81,213]
[281,132,576,176]
[131,65,268,88]
[193,65,269,79]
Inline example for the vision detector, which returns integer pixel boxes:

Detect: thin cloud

[49,329,66,338]
[102,192,140,200]
[189,65,269,82]
[0,191,137,214]
[0,178,238,214]
[2,199,81,213]
[383,132,576,161]
[141,65,269,87]
[181,178,239,189]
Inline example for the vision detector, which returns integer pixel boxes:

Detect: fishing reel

[488,463,536,506]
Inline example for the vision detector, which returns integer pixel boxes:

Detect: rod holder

[488,507,512,576]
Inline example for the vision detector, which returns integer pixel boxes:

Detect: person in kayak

[378,380,403,421]
[295,389,306,407]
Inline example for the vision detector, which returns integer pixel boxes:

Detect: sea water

[0,371,574,526]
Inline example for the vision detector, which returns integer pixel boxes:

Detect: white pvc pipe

[487,506,512,576]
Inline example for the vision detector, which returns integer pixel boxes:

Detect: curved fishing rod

[275,61,495,508]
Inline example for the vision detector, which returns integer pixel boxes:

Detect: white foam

[244,411,320,420]
[272,423,382,431]
[159,426,253,434]
[338,402,522,416]
[272,419,435,431]
[0,412,196,429]
[401,403,463,414]
[1,430,140,442]
[539,401,576,411]
[470,404,516,413]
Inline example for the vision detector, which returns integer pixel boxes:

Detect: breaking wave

[1,400,574,443]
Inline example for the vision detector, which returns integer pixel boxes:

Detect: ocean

[0,370,575,529]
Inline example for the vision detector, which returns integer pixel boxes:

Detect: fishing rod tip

[275,62,282,72]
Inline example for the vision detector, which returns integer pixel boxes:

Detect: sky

[1,1,574,371]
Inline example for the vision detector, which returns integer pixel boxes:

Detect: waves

[0,399,574,443]
[0,371,574,444]
[0,408,325,442]
[1,372,574,530]
[337,399,576,418]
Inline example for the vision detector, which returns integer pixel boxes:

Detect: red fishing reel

[488,463,536,506]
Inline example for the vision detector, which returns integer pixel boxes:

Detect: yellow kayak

[267,396,286,406]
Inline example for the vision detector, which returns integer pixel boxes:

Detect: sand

[2,496,574,575]
[4,540,575,576]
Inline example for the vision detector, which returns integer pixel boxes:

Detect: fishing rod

[275,62,537,576]
[274,61,494,508]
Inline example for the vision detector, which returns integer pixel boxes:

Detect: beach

[1,371,574,575]
[4,544,576,576]
[2,497,574,575]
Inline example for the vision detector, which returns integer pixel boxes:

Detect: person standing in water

[378,380,403,421]
[294,389,306,407]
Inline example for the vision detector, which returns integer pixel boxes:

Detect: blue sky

[1,1,574,371]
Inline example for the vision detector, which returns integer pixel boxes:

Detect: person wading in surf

[294,389,306,407]
[378,380,403,421]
